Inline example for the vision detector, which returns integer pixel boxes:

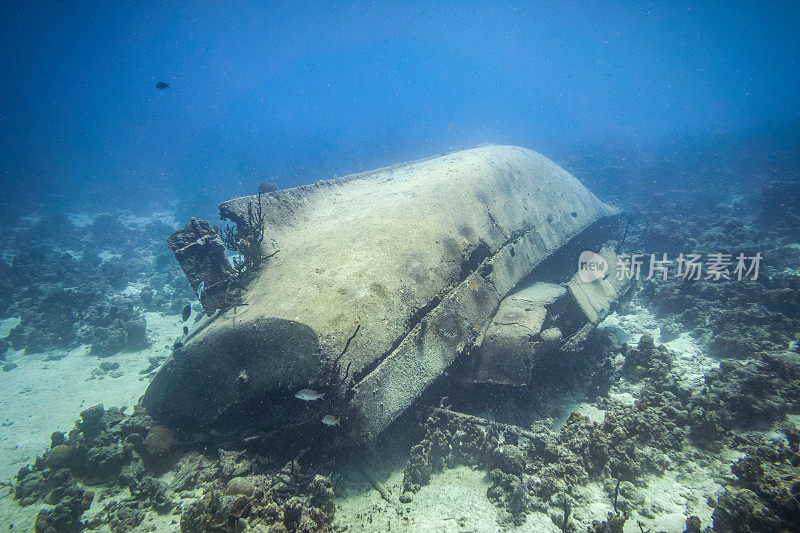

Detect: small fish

[156,81,170,89]
[322,415,340,426]
[295,389,325,401]
[182,304,191,322]
[197,281,205,301]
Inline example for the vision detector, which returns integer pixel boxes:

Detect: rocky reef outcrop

[0,212,195,356]
[712,437,800,532]
[13,403,337,532]
[400,329,800,530]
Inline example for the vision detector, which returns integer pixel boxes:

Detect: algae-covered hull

[143,145,619,441]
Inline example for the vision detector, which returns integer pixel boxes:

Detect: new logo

[578,251,608,282]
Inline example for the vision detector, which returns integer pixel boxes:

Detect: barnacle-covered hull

[143,145,620,441]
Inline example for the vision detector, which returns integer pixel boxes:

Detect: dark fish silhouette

[156,81,170,89]
[182,304,192,322]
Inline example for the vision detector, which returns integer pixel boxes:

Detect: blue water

[1,1,799,218]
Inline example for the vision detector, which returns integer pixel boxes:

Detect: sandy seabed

[0,300,789,532]
[0,312,182,531]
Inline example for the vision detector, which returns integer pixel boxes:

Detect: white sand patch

[54,248,83,261]
[598,301,661,345]
[618,464,722,533]
[334,461,724,532]
[66,213,94,228]
[0,312,180,480]
[97,250,122,263]
[1,317,20,338]
[0,312,182,531]
[334,465,511,532]
[122,282,147,297]
[119,211,180,230]
[546,391,607,429]
[600,298,718,391]
[665,333,718,388]
[569,481,614,527]
[608,388,640,406]
[571,402,606,425]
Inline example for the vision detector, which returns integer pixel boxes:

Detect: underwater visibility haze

[1,2,800,532]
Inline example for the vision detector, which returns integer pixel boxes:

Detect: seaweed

[220,192,280,314]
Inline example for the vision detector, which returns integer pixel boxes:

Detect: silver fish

[197,281,205,301]
[321,415,340,426]
[295,389,325,401]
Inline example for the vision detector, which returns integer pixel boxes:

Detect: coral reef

[712,438,800,532]
[401,385,682,527]
[631,186,800,361]
[694,351,800,433]
[14,404,174,530]
[78,299,149,356]
[586,512,626,533]
[0,212,194,356]
[647,274,800,359]
[179,471,334,532]
[621,332,672,382]
[12,402,337,532]
[33,483,94,533]
[401,329,800,530]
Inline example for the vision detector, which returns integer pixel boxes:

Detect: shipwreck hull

[143,145,620,441]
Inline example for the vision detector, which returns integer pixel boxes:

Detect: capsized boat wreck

[143,145,634,443]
